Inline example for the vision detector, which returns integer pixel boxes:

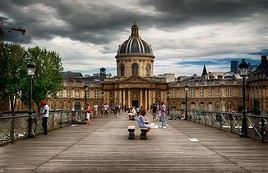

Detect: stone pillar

[145,89,148,110]
[128,89,131,106]
[123,89,126,106]
[140,89,143,107]
[115,90,118,104]
[152,90,155,104]
[119,89,122,105]
[148,89,152,109]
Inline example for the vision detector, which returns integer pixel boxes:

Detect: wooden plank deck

[1,113,268,173]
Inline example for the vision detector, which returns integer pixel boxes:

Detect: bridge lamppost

[27,58,36,138]
[239,59,249,137]
[184,83,189,120]
[84,83,88,120]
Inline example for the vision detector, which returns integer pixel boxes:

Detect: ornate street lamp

[27,58,36,138]
[239,59,249,137]
[184,83,189,120]
[84,83,88,120]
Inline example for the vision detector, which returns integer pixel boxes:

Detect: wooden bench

[128,126,135,139]
[140,128,149,140]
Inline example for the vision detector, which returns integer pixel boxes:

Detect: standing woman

[86,104,93,125]
[160,101,167,128]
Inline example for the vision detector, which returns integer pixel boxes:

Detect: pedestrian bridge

[0,112,268,173]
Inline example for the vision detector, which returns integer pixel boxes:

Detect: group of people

[127,106,143,120]
[131,101,168,130]
[38,100,168,136]
[151,102,167,128]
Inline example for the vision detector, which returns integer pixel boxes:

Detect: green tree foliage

[0,43,26,112]
[20,46,64,110]
[0,43,63,112]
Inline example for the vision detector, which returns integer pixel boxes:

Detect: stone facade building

[102,22,167,109]
[247,55,268,113]
[168,77,243,112]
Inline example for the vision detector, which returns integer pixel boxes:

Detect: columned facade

[102,22,168,110]
[102,76,167,110]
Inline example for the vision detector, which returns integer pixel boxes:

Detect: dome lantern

[131,21,139,38]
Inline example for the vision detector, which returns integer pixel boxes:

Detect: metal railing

[0,110,83,145]
[188,111,267,142]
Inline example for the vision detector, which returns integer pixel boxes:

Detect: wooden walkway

[1,113,268,173]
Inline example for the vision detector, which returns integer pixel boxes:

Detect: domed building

[102,22,168,109]
[116,22,154,78]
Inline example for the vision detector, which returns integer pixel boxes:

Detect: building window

[180,89,185,98]
[95,90,98,98]
[226,87,232,97]
[67,89,71,98]
[217,88,222,97]
[208,88,212,97]
[132,63,139,76]
[200,88,204,98]
[200,102,205,111]
[169,89,175,98]
[75,89,80,98]
[146,64,151,76]
[190,88,195,98]
[120,64,125,76]
[208,102,213,111]
[191,102,196,110]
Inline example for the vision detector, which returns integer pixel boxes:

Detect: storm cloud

[0,0,267,76]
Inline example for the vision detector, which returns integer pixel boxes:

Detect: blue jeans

[160,115,166,127]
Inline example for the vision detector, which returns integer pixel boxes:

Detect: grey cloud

[0,0,153,44]
[140,0,268,25]
[2,0,267,45]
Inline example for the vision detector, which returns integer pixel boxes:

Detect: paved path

[1,113,268,173]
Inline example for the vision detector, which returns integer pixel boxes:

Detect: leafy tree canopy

[0,43,64,111]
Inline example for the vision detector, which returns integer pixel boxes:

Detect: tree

[20,46,64,111]
[0,43,26,112]
[0,43,64,112]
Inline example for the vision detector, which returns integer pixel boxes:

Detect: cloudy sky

[1,0,267,76]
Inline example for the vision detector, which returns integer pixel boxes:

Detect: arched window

[191,102,196,110]
[132,63,139,76]
[208,102,213,111]
[200,102,205,111]
[120,64,125,76]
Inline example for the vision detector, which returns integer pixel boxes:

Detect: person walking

[103,103,109,118]
[41,100,49,135]
[93,104,98,118]
[86,104,93,125]
[159,101,167,128]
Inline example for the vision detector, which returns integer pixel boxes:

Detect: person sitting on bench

[128,107,137,120]
[137,110,151,130]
